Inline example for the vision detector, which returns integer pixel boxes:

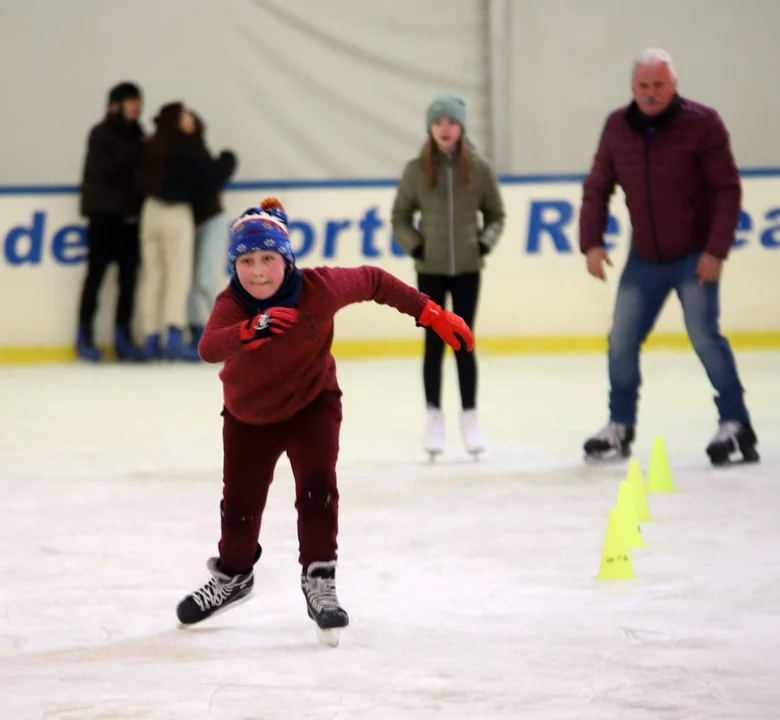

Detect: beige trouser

[136,197,195,338]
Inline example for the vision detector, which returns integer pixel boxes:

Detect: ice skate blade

[425,450,443,464]
[584,451,630,465]
[315,626,342,647]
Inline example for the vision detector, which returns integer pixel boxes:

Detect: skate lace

[595,422,625,444]
[191,578,229,612]
[711,421,741,445]
[306,576,340,612]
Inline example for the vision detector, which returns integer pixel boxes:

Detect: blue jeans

[608,250,749,426]
[187,212,230,327]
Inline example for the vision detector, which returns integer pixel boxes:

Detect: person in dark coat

[134,102,237,361]
[579,49,758,466]
[187,112,237,350]
[76,81,146,361]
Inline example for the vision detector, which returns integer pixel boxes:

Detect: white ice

[1,351,779,719]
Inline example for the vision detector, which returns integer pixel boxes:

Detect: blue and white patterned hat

[227,198,294,274]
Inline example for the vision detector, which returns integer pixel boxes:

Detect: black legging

[417,272,480,410]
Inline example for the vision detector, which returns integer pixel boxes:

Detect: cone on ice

[646,435,676,493]
[616,480,644,548]
[597,507,635,580]
[626,459,653,522]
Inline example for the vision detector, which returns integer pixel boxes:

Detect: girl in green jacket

[391,93,505,459]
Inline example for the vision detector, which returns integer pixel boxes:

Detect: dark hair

[135,102,186,196]
[191,110,205,136]
[420,135,471,190]
[152,102,184,141]
[108,81,141,105]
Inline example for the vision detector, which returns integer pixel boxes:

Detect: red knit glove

[239,307,299,350]
[417,300,474,352]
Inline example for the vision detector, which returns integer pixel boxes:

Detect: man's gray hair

[633,48,677,82]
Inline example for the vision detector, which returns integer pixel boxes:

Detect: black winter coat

[79,113,145,218]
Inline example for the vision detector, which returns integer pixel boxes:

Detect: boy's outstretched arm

[322,265,474,352]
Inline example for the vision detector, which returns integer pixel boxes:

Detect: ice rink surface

[1,350,779,719]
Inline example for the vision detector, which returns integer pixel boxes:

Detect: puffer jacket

[391,143,505,276]
[79,113,145,218]
[579,95,741,261]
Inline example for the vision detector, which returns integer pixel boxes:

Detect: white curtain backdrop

[0,0,777,184]
[506,0,780,173]
[0,0,489,184]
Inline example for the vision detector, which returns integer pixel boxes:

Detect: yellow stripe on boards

[0,332,779,365]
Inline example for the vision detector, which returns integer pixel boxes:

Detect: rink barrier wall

[1,170,779,365]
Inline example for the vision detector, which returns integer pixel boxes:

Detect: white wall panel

[0,0,489,185]
[507,0,780,173]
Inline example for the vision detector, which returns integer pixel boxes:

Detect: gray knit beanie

[426,93,466,132]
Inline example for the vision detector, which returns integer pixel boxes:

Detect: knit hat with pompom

[227,197,294,275]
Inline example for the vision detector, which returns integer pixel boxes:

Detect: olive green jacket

[390,145,505,276]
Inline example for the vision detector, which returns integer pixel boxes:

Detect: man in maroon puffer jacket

[578,48,758,466]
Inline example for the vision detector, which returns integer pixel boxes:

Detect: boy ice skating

[176,198,474,645]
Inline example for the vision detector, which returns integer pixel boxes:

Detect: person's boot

[189,325,204,351]
[583,421,635,461]
[460,409,485,457]
[75,326,102,362]
[301,560,349,646]
[140,334,161,361]
[424,406,445,460]
[114,327,144,362]
[706,421,759,465]
[176,546,262,626]
[162,326,201,362]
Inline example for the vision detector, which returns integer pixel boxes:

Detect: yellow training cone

[626,459,653,522]
[646,435,676,493]
[617,480,644,548]
[597,508,635,580]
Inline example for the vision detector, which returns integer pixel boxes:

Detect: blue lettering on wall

[760,208,780,248]
[5,210,46,265]
[526,200,622,254]
[733,210,751,249]
[602,214,620,251]
[526,200,573,253]
[2,203,779,268]
[288,220,315,259]
[359,207,383,258]
[51,225,87,264]
[323,219,351,258]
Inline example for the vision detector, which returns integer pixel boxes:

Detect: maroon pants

[218,390,342,575]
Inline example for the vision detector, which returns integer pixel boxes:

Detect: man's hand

[696,253,723,285]
[586,246,613,281]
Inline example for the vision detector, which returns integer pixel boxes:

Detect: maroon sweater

[199,265,429,425]
[579,96,742,261]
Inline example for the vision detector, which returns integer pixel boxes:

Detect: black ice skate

[706,421,759,466]
[301,561,349,647]
[176,546,261,626]
[583,421,635,461]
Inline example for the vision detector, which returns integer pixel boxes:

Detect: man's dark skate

[706,421,759,466]
[176,546,261,626]
[584,421,635,462]
[301,561,349,647]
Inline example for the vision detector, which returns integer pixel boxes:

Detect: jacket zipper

[446,163,455,275]
[643,139,663,261]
